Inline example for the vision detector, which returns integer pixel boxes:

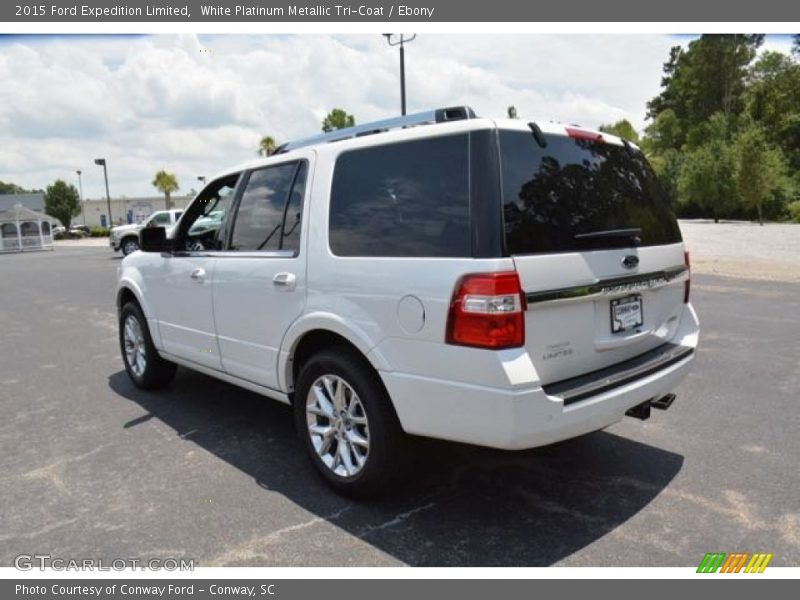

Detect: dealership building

[0,192,195,228]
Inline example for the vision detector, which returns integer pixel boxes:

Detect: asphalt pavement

[1,246,798,567]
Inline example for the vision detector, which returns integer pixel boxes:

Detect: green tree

[643,109,683,154]
[0,180,39,194]
[507,105,518,119]
[321,108,355,132]
[677,114,739,222]
[736,123,789,225]
[646,45,683,120]
[647,148,682,207]
[647,35,764,132]
[43,180,81,230]
[258,135,278,157]
[599,119,640,143]
[745,51,800,171]
[152,170,179,210]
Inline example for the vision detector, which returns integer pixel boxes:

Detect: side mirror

[140,226,169,252]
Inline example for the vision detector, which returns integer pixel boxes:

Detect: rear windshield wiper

[574,228,642,243]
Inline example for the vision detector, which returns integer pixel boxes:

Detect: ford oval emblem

[622,255,639,270]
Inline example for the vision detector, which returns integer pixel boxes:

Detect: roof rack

[274,106,477,154]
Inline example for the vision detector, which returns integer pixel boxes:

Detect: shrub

[90,226,110,237]
[788,200,800,223]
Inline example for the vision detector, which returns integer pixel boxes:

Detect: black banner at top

[2,0,799,22]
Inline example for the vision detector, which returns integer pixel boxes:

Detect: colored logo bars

[697,552,773,573]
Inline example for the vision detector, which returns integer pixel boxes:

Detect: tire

[121,237,140,256]
[293,346,407,498]
[119,302,176,389]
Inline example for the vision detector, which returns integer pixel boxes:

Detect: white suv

[116,107,699,497]
[110,209,183,256]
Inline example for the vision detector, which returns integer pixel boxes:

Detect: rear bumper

[543,341,693,405]
[379,304,699,450]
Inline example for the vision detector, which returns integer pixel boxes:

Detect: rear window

[329,134,470,257]
[500,130,681,255]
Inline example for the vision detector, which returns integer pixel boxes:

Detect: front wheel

[121,237,140,256]
[119,302,176,389]
[294,347,407,498]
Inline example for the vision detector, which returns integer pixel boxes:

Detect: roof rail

[275,106,477,153]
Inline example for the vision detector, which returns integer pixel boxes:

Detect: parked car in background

[116,107,699,497]
[68,226,89,238]
[109,209,183,256]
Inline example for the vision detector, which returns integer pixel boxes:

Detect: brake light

[446,272,526,349]
[566,127,605,143]
[684,250,691,304]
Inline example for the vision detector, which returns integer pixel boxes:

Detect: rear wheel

[119,302,176,389]
[294,347,407,498]
[121,237,140,256]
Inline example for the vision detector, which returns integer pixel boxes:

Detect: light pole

[197,176,207,186]
[94,158,113,227]
[76,170,86,226]
[383,34,416,115]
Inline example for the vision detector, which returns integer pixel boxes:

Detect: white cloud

[0,34,789,198]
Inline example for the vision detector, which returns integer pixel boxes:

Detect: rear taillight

[684,250,691,304]
[446,272,526,349]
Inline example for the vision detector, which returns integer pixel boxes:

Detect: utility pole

[76,170,85,226]
[94,158,113,227]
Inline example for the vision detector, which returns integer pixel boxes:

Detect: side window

[230,161,307,252]
[329,134,470,257]
[280,162,307,253]
[174,174,240,252]
[21,222,38,236]
[153,212,171,225]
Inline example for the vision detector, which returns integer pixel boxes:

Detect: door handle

[272,272,296,291]
[190,267,206,283]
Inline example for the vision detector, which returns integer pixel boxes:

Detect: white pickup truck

[109,209,183,256]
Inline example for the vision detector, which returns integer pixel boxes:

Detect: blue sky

[0,34,794,198]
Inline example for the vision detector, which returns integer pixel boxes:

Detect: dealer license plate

[610,295,643,333]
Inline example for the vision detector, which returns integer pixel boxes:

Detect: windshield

[499,130,682,255]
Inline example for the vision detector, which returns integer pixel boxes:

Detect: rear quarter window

[500,130,681,255]
[329,134,470,257]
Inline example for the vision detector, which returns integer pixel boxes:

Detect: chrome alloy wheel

[123,315,147,377]
[123,239,139,255]
[305,374,370,477]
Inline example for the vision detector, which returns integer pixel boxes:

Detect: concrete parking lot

[680,220,800,282]
[1,245,798,567]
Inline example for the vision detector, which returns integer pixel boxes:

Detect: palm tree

[152,170,179,210]
[258,136,278,157]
